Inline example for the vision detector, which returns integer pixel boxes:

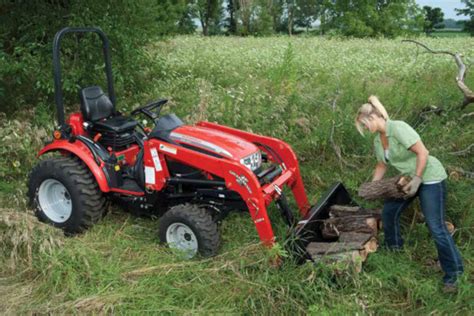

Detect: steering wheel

[131,99,168,120]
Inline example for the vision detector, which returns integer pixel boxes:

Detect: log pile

[306,205,381,273]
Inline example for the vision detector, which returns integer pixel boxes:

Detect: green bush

[0,0,193,116]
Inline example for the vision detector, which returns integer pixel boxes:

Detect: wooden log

[359,237,378,261]
[306,241,365,256]
[329,205,382,219]
[321,222,340,240]
[323,216,378,235]
[308,234,379,273]
[338,232,373,244]
[358,175,411,200]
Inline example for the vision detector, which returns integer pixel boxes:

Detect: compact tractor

[28,28,354,258]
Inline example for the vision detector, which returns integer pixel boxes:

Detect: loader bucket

[288,182,359,261]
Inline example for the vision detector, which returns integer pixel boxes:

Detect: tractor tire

[158,204,220,258]
[28,156,106,234]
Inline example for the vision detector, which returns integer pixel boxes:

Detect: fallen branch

[449,143,474,156]
[403,39,474,109]
[447,166,474,179]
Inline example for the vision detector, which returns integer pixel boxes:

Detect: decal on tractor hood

[170,132,233,158]
[159,144,177,155]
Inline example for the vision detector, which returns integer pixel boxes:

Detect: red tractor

[28,28,354,258]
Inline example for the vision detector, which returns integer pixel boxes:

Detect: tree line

[180,0,474,37]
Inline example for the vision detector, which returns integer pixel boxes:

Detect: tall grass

[0,36,473,314]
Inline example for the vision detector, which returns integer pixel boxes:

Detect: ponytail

[355,95,389,135]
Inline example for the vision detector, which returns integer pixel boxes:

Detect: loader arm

[197,121,311,216]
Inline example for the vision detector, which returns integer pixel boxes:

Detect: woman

[355,96,464,292]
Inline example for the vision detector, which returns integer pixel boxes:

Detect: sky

[416,0,468,19]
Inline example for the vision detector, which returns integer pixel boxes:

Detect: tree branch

[449,143,474,156]
[402,39,474,109]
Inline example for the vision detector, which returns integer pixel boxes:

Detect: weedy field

[0,36,473,314]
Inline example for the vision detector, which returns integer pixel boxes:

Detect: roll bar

[53,27,116,128]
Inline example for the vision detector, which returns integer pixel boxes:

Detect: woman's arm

[409,140,429,177]
[372,161,387,181]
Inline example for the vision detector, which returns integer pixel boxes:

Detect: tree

[237,0,253,35]
[226,0,238,34]
[194,0,223,36]
[177,3,198,34]
[294,0,320,32]
[443,18,463,29]
[319,0,335,35]
[423,6,444,35]
[325,0,423,38]
[252,0,275,35]
[456,0,474,35]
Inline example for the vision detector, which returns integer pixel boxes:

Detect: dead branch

[403,39,474,109]
[447,166,474,179]
[449,143,474,156]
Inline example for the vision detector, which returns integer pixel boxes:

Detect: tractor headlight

[240,151,262,171]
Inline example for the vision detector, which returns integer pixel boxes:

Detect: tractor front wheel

[158,204,220,258]
[28,156,106,234]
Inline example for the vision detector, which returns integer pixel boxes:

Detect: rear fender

[37,139,111,192]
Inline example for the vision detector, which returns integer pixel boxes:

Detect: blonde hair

[355,95,389,135]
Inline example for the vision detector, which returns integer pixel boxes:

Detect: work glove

[402,175,422,198]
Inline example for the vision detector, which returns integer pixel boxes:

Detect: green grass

[1,35,473,314]
[432,30,470,38]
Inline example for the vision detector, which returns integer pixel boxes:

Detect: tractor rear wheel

[28,156,106,234]
[158,204,220,258]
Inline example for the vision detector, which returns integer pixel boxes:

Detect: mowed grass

[0,36,473,314]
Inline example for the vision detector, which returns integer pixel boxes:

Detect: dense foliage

[0,0,193,114]
[456,0,474,35]
[423,6,445,35]
[0,35,472,313]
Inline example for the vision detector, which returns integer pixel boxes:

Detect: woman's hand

[402,175,422,198]
[372,161,387,181]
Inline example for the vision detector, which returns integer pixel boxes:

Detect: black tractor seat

[92,115,138,133]
[80,85,138,150]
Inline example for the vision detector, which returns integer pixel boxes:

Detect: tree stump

[358,175,411,200]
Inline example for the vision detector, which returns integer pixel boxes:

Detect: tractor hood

[170,125,259,160]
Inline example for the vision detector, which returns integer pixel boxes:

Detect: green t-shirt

[373,119,447,182]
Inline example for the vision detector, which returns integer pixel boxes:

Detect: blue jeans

[382,180,464,284]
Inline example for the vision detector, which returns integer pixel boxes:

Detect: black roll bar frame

[53,27,116,128]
